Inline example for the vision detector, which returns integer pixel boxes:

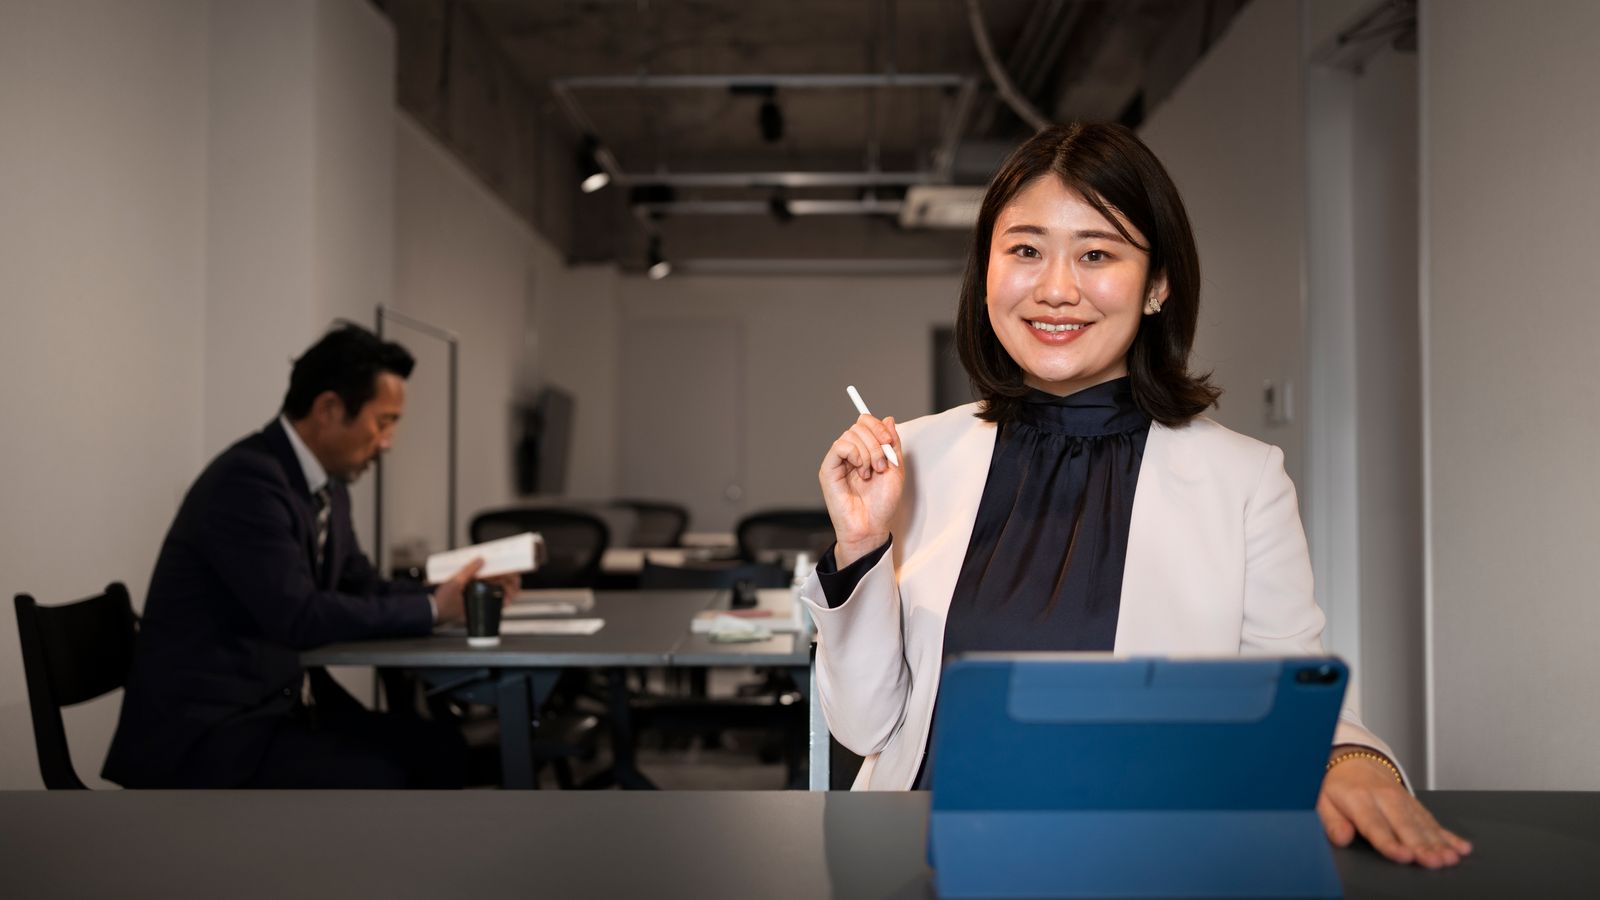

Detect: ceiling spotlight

[758,97,784,143]
[768,194,794,224]
[629,184,676,220]
[577,135,610,194]
[647,237,672,280]
[732,84,783,143]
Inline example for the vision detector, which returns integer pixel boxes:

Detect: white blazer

[801,402,1401,791]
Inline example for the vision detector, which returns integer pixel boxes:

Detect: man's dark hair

[281,323,415,421]
[956,122,1221,426]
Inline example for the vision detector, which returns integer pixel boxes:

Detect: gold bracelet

[1326,749,1404,786]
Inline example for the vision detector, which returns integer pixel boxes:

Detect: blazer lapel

[261,420,322,582]
[1115,421,1207,653]
[896,409,998,617]
[323,482,347,590]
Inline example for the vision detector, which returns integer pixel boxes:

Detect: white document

[500,618,605,636]
[504,588,596,618]
[424,532,545,584]
[504,604,581,619]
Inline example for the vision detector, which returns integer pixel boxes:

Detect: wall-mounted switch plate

[1264,379,1294,426]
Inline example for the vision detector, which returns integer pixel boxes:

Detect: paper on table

[698,615,772,642]
[499,618,604,636]
[505,588,596,618]
[511,588,596,607]
[504,604,581,619]
[425,532,545,584]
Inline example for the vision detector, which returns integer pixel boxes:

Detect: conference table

[301,590,815,790]
[3,790,1595,898]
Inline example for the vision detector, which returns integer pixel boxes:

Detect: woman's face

[985,176,1166,396]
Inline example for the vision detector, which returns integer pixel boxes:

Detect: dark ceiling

[379,0,1250,273]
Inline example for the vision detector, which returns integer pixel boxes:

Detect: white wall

[1140,0,1308,486]
[1421,0,1600,789]
[389,115,558,554]
[611,274,960,530]
[1348,46,1425,781]
[529,262,620,503]
[203,0,318,454]
[0,0,209,789]
[312,0,396,332]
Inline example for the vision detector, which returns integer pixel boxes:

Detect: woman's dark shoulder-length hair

[955,121,1220,426]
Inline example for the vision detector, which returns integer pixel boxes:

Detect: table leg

[787,663,813,790]
[591,667,657,790]
[527,668,561,714]
[495,672,536,790]
[804,650,828,791]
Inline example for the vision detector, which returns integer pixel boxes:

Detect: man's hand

[430,558,483,624]
[431,558,522,624]
[483,571,521,605]
[1318,752,1472,868]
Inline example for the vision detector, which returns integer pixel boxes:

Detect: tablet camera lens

[1295,665,1340,685]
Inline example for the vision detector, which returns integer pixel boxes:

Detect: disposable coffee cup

[465,581,504,647]
[732,578,758,609]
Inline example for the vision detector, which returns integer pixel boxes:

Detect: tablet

[928,654,1347,899]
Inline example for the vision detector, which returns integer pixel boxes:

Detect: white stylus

[845,385,900,467]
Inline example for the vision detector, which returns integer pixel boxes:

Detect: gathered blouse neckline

[1016,376,1150,437]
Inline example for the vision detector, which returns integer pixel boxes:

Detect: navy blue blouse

[816,376,1151,786]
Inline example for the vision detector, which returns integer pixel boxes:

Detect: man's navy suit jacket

[102,419,432,788]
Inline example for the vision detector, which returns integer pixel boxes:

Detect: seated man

[104,324,514,788]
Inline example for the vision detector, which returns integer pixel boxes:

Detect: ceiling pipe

[632,199,906,217]
[553,73,968,90]
[964,0,1053,132]
[617,170,935,189]
[672,257,964,276]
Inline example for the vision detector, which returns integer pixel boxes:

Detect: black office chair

[638,560,788,591]
[612,500,690,548]
[14,583,138,790]
[470,507,610,589]
[735,508,834,565]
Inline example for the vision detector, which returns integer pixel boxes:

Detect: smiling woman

[805,122,1471,869]
[957,122,1218,426]
[983,179,1161,397]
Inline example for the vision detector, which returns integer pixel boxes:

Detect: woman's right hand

[819,414,905,567]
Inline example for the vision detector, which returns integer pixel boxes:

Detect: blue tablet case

[928,655,1348,899]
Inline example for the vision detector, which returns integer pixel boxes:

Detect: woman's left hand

[1317,754,1473,868]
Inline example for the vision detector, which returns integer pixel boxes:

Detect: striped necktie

[313,485,331,577]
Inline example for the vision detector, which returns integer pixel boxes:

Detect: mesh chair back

[13,583,138,790]
[613,500,690,548]
[735,508,834,564]
[638,560,789,591]
[470,507,610,589]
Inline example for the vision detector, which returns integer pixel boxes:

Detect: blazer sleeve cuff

[800,539,910,756]
[815,538,891,608]
[1332,717,1414,795]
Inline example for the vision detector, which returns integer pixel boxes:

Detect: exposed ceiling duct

[380,0,1252,274]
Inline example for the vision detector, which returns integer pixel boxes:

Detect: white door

[619,318,745,533]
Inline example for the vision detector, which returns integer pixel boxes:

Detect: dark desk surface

[302,590,807,669]
[2,791,1596,899]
